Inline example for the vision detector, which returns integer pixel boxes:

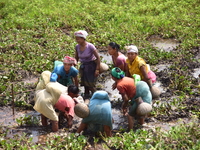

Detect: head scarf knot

[74,30,88,39]
[63,56,77,65]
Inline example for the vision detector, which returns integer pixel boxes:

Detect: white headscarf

[74,30,88,39]
[125,45,138,53]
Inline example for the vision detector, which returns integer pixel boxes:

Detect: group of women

[34,30,157,136]
[53,30,156,97]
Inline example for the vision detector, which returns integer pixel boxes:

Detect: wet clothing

[116,77,136,99]
[53,61,78,86]
[126,56,156,83]
[113,54,127,72]
[129,81,152,116]
[75,42,97,87]
[82,91,112,132]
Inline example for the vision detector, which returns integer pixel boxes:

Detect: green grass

[0,0,199,149]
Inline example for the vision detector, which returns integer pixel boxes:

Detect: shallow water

[146,117,199,132]
[112,108,127,130]
[99,53,112,64]
[152,64,171,72]
[1,106,198,140]
[148,36,180,52]
[192,68,200,78]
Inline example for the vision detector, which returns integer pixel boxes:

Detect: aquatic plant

[16,115,40,126]
[103,122,200,149]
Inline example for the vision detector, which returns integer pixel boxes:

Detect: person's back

[116,77,136,99]
[114,54,127,71]
[76,91,112,136]
[132,81,152,104]
[83,93,112,128]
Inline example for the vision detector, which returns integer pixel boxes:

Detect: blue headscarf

[90,90,110,101]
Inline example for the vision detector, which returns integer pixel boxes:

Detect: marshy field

[0,0,199,149]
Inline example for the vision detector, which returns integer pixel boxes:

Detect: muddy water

[99,53,112,64]
[1,106,198,143]
[144,117,199,132]
[148,35,180,52]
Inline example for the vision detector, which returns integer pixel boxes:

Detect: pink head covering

[63,56,77,65]
[74,30,88,39]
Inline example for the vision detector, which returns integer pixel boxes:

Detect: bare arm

[73,76,79,87]
[103,125,112,137]
[121,92,130,115]
[77,122,87,133]
[75,50,79,62]
[125,65,131,77]
[93,49,100,70]
[118,64,125,72]
[140,65,149,82]
[93,49,100,76]
[64,112,73,128]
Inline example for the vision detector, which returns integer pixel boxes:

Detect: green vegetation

[16,115,40,126]
[0,122,199,149]
[106,122,200,149]
[0,0,199,149]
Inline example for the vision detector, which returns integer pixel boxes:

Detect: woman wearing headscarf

[52,56,78,87]
[34,72,79,132]
[76,91,112,137]
[111,67,152,130]
[125,45,156,88]
[74,30,100,99]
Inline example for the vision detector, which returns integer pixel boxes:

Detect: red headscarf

[63,56,77,65]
